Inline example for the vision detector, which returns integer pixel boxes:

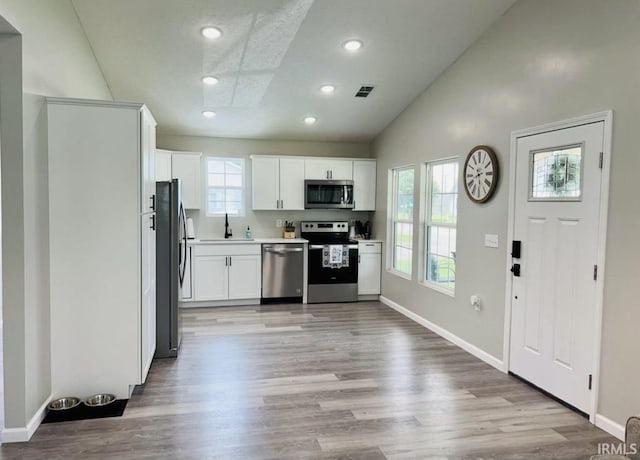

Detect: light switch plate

[484,234,499,248]
[276,219,283,228]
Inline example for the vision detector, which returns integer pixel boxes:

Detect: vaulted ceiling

[72,0,515,142]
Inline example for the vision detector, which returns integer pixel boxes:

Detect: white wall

[372,0,640,428]
[157,134,373,239]
[0,0,111,432]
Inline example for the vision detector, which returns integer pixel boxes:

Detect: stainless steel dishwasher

[262,243,304,302]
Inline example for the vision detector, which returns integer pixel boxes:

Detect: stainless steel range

[301,221,358,303]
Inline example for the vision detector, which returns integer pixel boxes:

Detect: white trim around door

[502,110,613,424]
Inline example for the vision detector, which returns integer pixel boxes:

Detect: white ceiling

[72,0,515,142]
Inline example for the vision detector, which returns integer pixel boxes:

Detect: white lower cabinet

[194,255,229,301]
[193,244,261,302]
[228,255,262,299]
[358,242,382,295]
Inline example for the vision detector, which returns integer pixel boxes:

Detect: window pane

[226,174,242,187]
[207,188,225,201]
[394,247,412,274]
[207,201,226,214]
[395,222,413,249]
[530,145,582,199]
[208,159,225,174]
[398,168,414,195]
[208,173,225,187]
[226,189,242,202]
[226,202,242,215]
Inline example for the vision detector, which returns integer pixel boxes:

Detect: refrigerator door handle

[178,202,187,286]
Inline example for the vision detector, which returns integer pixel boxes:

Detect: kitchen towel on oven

[323,245,349,268]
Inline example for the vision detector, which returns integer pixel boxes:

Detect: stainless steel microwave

[304,180,354,209]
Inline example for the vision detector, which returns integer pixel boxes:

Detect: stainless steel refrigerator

[155,179,186,358]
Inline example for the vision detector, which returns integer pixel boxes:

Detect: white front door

[509,121,605,413]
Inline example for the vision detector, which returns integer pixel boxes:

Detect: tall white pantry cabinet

[47,98,157,400]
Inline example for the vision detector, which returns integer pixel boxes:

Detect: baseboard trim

[2,394,52,443]
[595,414,625,441]
[180,299,259,308]
[379,296,506,372]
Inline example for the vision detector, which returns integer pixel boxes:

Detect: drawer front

[193,243,261,257]
[358,242,382,254]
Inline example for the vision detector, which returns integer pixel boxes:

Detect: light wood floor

[1,302,616,459]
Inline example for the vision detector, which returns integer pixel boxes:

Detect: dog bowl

[48,397,81,411]
[84,393,116,407]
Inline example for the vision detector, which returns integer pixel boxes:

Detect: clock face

[463,145,498,203]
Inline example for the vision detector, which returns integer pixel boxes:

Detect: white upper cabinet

[353,160,377,211]
[252,156,280,210]
[140,108,157,214]
[155,149,173,181]
[251,156,305,210]
[305,158,353,180]
[279,158,305,210]
[171,153,202,209]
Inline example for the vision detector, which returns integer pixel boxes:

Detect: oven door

[308,244,358,284]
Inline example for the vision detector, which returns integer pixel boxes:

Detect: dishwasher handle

[263,247,304,254]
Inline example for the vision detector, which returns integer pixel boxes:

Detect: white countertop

[356,239,383,243]
[187,238,308,245]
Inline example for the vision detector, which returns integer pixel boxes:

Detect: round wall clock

[463,145,499,203]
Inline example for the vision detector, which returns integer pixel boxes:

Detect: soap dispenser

[245,226,252,239]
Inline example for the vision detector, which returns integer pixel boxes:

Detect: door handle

[511,263,521,277]
[150,215,155,230]
[150,194,156,211]
[512,241,522,259]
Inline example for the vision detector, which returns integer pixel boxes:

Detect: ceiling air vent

[355,85,375,98]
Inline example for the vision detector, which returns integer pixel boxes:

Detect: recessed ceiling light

[320,84,336,94]
[201,27,222,39]
[202,76,219,85]
[342,39,363,52]
[202,110,216,118]
[304,116,317,125]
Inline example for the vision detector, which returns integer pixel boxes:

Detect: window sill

[387,268,412,281]
[419,280,455,298]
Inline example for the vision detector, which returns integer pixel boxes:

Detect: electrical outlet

[276,219,283,228]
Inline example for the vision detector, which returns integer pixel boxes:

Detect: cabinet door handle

[229,256,232,267]
[225,256,228,267]
[358,255,361,263]
[280,199,284,208]
[150,215,155,230]
[150,194,156,211]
